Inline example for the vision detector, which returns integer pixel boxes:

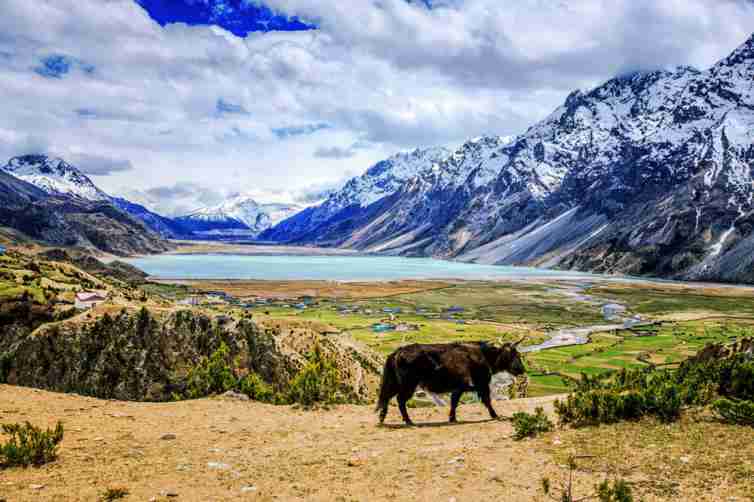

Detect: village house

[178,296,201,306]
[75,291,108,310]
[0,245,6,255]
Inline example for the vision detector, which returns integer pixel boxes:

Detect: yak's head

[492,338,527,376]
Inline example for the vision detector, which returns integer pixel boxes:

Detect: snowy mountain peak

[178,194,302,237]
[1,154,109,201]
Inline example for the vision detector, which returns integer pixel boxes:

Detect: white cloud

[1,0,753,212]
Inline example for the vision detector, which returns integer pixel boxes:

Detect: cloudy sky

[2,0,754,216]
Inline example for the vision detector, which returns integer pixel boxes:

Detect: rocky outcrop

[0,309,381,402]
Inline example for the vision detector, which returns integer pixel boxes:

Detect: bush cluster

[511,407,554,440]
[285,345,343,407]
[555,344,754,427]
[0,421,64,468]
[178,342,346,407]
[712,398,754,426]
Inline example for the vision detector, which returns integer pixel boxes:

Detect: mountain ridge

[263,32,754,283]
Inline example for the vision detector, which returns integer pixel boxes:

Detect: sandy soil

[0,387,576,502]
[2,386,751,501]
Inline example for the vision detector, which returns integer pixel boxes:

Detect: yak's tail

[375,353,399,413]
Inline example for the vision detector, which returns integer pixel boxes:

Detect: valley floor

[2,386,752,501]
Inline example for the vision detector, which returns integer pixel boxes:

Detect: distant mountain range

[0,155,299,242]
[2,32,753,282]
[176,196,300,239]
[263,32,754,283]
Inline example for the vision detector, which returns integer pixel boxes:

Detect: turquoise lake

[124,254,597,281]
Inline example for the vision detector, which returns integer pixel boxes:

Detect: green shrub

[285,345,343,407]
[238,373,275,403]
[0,421,64,468]
[100,487,129,501]
[556,342,753,427]
[511,407,554,440]
[185,342,237,399]
[596,479,634,502]
[712,398,754,426]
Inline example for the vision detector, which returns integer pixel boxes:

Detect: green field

[238,280,754,397]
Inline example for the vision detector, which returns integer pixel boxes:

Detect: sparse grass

[550,415,754,499]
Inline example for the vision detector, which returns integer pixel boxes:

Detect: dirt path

[0,386,584,502]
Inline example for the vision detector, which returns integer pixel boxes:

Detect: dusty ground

[2,386,752,502]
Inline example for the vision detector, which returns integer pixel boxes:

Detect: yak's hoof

[449,417,457,423]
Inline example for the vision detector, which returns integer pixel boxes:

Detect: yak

[376,340,526,425]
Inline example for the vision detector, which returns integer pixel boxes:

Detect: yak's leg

[379,391,396,425]
[449,390,463,423]
[397,385,417,426]
[478,385,498,420]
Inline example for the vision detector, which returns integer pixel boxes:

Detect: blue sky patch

[35,55,72,78]
[135,0,314,37]
[34,54,95,79]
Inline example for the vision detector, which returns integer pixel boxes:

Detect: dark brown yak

[376,340,526,425]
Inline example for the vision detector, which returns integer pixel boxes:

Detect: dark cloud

[69,154,134,176]
[216,98,249,115]
[314,146,357,159]
[272,123,330,139]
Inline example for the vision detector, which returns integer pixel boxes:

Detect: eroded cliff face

[0,309,381,402]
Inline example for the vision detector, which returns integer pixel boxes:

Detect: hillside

[265,33,754,283]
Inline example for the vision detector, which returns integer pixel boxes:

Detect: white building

[75,291,108,310]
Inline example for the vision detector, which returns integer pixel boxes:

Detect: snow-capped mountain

[265,32,754,283]
[178,195,302,238]
[1,155,110,201]
[0,154,189,239]
[0,163,170,256]
[261,145,456,242]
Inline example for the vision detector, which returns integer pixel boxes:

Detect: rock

[29,484,45,490]
[208,462,231,470]
[222,391,250,401]
[160,490,179,498]
[241,486,258,493]
[161,433,177,441]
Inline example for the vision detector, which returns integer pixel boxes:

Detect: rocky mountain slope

[0,163,170,255]
[177,195,301,238]
[265,33,754,283]
[261,146,454,242]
